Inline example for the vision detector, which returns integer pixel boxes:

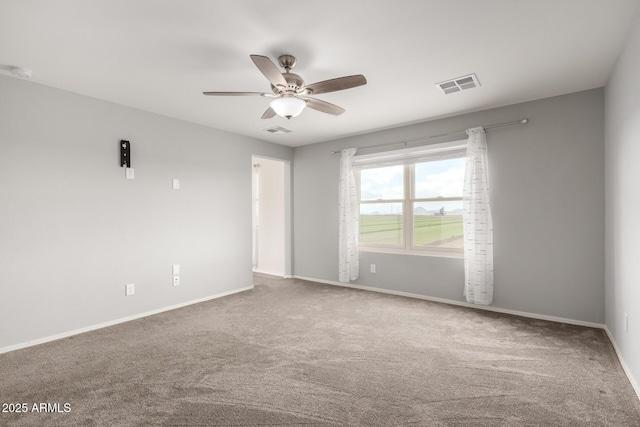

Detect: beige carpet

[1,273,639,426]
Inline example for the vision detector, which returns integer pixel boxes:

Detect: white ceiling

[1,0,639,147]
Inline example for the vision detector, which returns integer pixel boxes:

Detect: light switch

[125,168,135,180]
[172,178,179,189]
[172,264,180,275]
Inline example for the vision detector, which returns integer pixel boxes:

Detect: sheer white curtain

[463,127,494,305]
[338,148,359,282]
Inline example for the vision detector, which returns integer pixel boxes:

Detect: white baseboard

[292,275,603,329]
[0,285,253,355]
[253,268,286,277]
[604,326,640,400]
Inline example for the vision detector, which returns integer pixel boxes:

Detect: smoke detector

[9,66,33,78]
[436,73,480,94]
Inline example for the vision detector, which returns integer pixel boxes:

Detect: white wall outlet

[125,283,135,296]
[172,264,180,275]
[172,275,180,287]
[125,168,135,180]
[370,264,376,273]
[172,178,180,190]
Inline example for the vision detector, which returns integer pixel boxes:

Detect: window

[355,141,466,257]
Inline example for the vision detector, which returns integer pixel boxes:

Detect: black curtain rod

[330,118,529,155]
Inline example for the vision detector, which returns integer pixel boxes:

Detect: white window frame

[355,141,466,258]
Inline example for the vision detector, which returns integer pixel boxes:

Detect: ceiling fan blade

[203,91,268,96]
[261,107,276,119]
[304,98,345,116]
[304,75,367,95]
[250,55,288,88]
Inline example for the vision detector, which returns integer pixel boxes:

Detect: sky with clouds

[360,158,465,215]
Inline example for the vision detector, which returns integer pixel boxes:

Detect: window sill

[359,246,463,259]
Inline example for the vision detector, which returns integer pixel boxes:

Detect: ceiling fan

[203,54,367,120]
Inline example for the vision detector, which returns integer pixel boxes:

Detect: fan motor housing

[272,72,305,93]
[285,72,304,90]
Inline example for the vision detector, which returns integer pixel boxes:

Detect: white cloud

[415,166,464,198]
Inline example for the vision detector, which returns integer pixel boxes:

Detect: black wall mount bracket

[120,140,130,167]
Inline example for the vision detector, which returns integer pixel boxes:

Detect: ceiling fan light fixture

[203,54,366,119]
[270,96,306,119]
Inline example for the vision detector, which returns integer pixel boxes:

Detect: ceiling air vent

[264,126,293,134]
[436,73,481,94]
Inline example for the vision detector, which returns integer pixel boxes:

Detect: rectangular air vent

[436,73,481,94]
[264,126,293,134]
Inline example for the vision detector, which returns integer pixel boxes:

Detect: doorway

[252,156,289,277]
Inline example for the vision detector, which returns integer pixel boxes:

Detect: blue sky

[359,158,465,215]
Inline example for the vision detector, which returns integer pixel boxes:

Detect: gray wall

[0,75,292,350]
[605,15,640,392]
[293,89,605,324]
